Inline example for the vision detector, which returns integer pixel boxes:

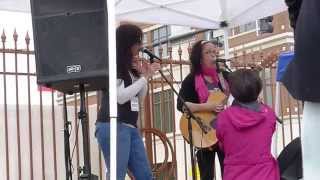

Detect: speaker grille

[31,0,108,93]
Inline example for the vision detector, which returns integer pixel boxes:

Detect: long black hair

[116,24,142,80]
[190,40,219,75]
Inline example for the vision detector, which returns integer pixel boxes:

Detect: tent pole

[223,28,230,60]
[302,102,320,180]
[107,0,117,179]
[273,82,280,157]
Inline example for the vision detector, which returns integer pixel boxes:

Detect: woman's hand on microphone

[150,63,161,72]
[142,62,161,79]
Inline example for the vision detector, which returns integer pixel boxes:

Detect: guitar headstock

[248,52,278,71]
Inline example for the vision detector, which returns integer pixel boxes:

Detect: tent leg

[223,28,230,60]
[301,102,320,180]
[106,0,118,179]
[272,82,280,157]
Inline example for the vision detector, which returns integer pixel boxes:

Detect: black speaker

[30,0,108,93]
[277,137,303,180]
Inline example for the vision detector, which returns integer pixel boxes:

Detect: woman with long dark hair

[177,40,230,180]
[95,24,160,179]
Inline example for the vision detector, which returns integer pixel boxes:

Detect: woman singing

[95,24,160,180]
[177,40,230,180]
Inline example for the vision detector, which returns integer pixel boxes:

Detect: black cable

[63,94,73,180]
[70,117,80,169]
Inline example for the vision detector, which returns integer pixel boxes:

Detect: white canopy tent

[0,0,286,29]
[115,0,287,59]
[116,0,286,29]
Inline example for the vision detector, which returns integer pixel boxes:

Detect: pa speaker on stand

[29,0,108,179]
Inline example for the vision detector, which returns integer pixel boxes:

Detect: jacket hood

[227,104,269,130]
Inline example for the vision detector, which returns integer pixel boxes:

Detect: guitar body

[179,91,227,148]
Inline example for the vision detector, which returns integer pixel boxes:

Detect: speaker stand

[63,94,73,180]
[78,84,98,180]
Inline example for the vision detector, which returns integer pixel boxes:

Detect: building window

[205,30,224,47]
[233,26,241,35]
[206,30,213,40]
[143,32,148,45]
[261,68,273,107]
[229,21,256,36]
[152,26,170,43]
[228,28,234,36]
[151,26,171,58]
[216,35,224,47]
[241,22,256,33]
[153,89,174,133]
[141,32,150,59]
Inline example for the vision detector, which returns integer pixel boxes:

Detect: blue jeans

[95,122,153,180]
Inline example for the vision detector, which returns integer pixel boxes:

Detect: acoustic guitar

[179,89,228,148]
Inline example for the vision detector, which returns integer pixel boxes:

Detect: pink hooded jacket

[216,104,280,180]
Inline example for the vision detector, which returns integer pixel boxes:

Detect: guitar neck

[217,72,227,93]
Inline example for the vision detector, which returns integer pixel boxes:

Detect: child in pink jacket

[216,69,280,180]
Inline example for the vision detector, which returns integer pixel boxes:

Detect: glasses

[201,40,210,45]
[203,50,217,55]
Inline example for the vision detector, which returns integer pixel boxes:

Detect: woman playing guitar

[177,40,230,180]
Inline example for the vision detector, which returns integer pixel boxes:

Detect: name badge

[130,97,139,111]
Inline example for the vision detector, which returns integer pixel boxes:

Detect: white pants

[302,102,320,180]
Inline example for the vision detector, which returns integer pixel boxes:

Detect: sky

[0,10,53,105]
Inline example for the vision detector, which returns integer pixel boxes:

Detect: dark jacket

[281,0,320,102]
[177,71,229,112]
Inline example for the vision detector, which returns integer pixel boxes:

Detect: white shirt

[117,73,148,105]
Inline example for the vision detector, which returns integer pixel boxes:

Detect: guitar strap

[215,61,230,94]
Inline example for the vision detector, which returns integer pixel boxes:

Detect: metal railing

[0,30,301,180]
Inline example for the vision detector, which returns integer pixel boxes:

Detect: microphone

[140,47,161,62]
[215,58,232,72]
[215,58,232,63]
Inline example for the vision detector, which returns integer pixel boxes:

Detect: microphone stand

[63,94,72,180]
[148,57,198,180]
